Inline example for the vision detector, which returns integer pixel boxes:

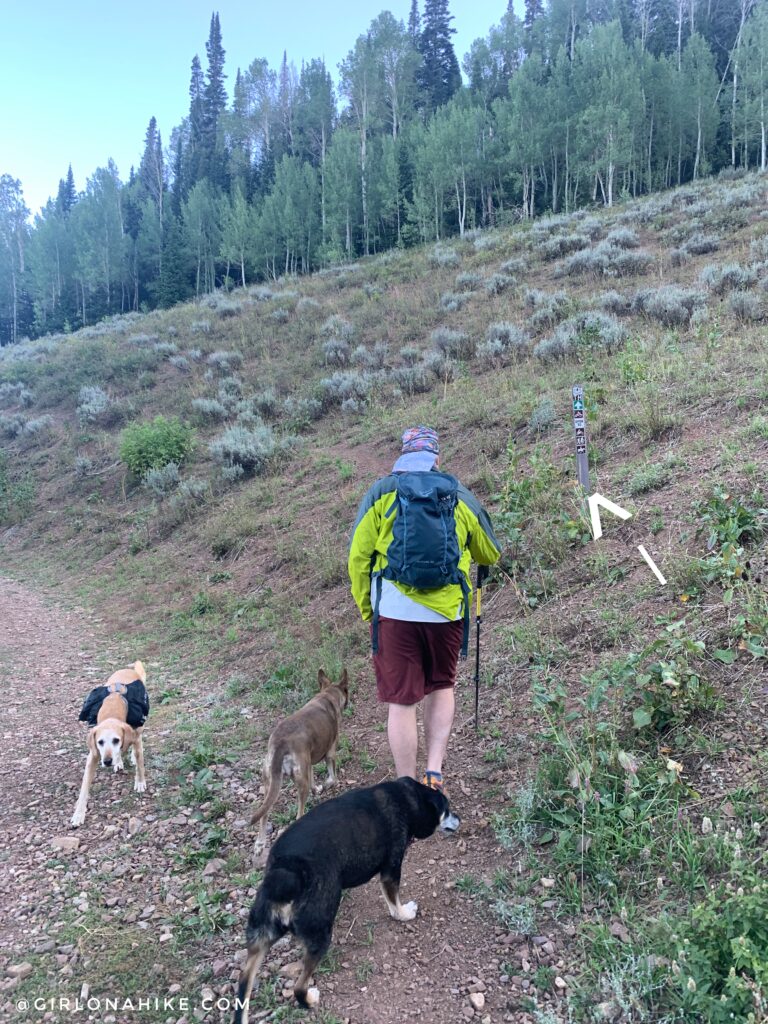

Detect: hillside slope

[1,173,767,1024]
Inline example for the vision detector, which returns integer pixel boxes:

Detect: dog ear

[120,724,136,751]
[339,668,349,692]
[317,669,331,690]
[411,784,449,839]
[87,728,98,758]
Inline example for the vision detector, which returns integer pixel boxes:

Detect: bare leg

[423,687,455,776]
[387,703,418,778]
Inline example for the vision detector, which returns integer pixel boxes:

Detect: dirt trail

[0,577,105,944]
[0,576,564,1024]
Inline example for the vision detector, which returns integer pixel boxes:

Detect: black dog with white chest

[234,777,459,1022]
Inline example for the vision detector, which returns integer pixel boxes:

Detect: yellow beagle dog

[71,661,148,827]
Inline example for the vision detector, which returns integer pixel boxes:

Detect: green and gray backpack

[372,470,470,657]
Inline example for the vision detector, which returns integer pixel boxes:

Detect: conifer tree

[56,166,77,216]
[275,52,297,162]
[202,12,228,188]
[408,0,421,44]
[189,56,205,147]
[137,117,165,292]
[523,0,546,55]
[185,54,206,190]
[204,13,227,121]
[418,0,462,111]
[139,117,164,215]
[294,59,335,242]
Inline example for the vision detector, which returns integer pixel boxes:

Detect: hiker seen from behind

[348,426,500,794]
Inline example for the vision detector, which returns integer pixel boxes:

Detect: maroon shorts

[373,617,464,706]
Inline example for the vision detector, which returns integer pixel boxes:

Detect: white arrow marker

[587,493,632,540]
[638,545,667,585]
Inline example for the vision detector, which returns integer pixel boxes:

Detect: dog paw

[71,812,84,828]
[398,900,418,921]
[134,780,147,793]
[113,762,124,774]
[305,987,320,1007]
[313,783,324,795]
[252,846,269,869]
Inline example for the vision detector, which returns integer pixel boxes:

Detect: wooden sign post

[572,385,590,492]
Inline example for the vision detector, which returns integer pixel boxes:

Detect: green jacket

[348,471,501,622]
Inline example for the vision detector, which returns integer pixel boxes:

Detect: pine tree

[408,0,421,43]
[189,55,205,145]
[137,117,165,294]
[204,13,227,118]
[275,51,296,161]
[56,166,77,216]
[294,59,335,242]
[524,0,545,29]
[158,215,192,307]
[139,117,164,214]
[185,54,206,190]
[418,0,462,112]
[228,69,248,193]
[169,128,185,217]
[202,13,228,188]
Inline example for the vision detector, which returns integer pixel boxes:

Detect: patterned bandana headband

[401,426,439,455]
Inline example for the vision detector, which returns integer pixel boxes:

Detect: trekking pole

[474,565,490,733]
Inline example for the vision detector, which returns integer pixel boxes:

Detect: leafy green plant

[662,874,768,1022]
[493,443,582,588]
[729,585,768,660]
[683,490,767,602]
[500,623,717,905]
[119,415,195,477]
[0,452,35,524]
[184,887,238,935]
[181,823,229,867]
[695,489,766,550]
[629,624,715,734]
[533,965,556,990]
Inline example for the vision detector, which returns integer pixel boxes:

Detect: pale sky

[1,1,521,219]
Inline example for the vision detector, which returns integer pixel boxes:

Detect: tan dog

[71,661,148,827]
[250,669,349,856]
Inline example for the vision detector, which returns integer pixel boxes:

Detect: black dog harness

[78,678,150,728]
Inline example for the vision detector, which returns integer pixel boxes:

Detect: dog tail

[261,865,303,904]
[133,660,147,683]
[249,745,284,826]
[234,870,300,1024]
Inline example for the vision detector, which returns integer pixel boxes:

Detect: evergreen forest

[1,0,766,345]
